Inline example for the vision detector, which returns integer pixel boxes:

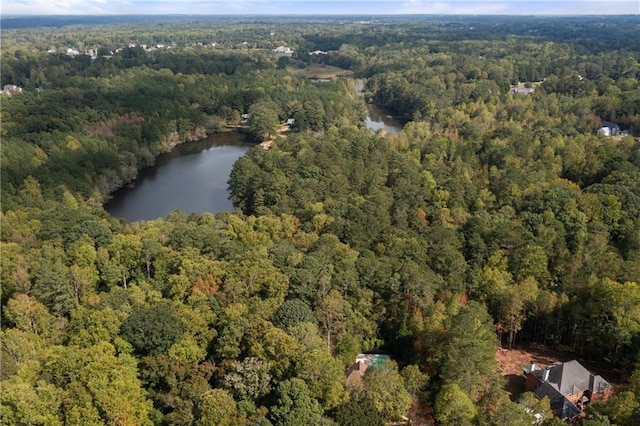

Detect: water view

[365,103,404,134]
[105,132,251,221]
[106,101,403,222]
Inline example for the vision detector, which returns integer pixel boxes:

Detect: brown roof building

[344,354,390,390]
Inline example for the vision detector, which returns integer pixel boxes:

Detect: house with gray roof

[598,121,621,137]
[523,360,612,421]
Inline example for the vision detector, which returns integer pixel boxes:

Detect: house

[1,85,23,97]
[345,360,368,390]
[598,121,621,137]
[344,354,390,390]
[274,46,293,54]
[309,50,328,55]
[523,360,611,421]
[510,86,535,95]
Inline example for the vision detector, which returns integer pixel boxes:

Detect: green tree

[401,364,429,397]
[196,389,240,426]
[272,299,315,329]
[138,354,215,425]
[120,302,184,356]
[107,233,143,289]
[589,391,639,426]
[0,377,65,426]
[315,289,345,352]
[1,328,46,379]
[248,101,279,141]
[295,349,348,410]
[66,306,124,348]
[332,391,384,426]
[477,391,532,426]
[4,294,64,343]
[269,378,324,426]
[29,242,74,316]
[249,322,301,379]
[45,341,153,425]
[434,383,477,426]
[439,301,501,401]
[363,359,412,421]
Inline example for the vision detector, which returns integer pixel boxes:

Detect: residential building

[523,360,611,421]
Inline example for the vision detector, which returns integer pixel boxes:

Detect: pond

[105,132,252,221]
[365,103,404,134]
[355,78,404,134]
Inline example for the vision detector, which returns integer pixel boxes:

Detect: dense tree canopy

[1,14,639,425]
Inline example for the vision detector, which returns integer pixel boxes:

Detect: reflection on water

[355,78,404,134]
[365,103,404,134]
[105,132,252,222]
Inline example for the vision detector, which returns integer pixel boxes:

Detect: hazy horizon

[3,1,638,16]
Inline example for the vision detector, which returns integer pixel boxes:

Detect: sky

[2,0,639,16]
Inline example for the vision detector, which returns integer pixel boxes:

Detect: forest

[1,15,640,426]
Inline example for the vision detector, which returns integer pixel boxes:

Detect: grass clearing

[287,63,351,79]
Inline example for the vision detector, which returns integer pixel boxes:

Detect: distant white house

[66,48,80,57]
[309,50,328,55]
[510,86,535,95]
[1,85,23,97]
[274,46,293,54]
[598,121,621,137]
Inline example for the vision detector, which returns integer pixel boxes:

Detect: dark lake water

[105,132,252,221]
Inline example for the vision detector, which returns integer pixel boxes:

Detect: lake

[365,103,404,134]
[105,132,252,221]
[106,99,404,222]
[355,78,405,134]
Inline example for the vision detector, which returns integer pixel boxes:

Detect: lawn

[287,63,351,79]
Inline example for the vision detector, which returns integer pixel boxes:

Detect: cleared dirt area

[496,343,624,400]
[497,343,566,377]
